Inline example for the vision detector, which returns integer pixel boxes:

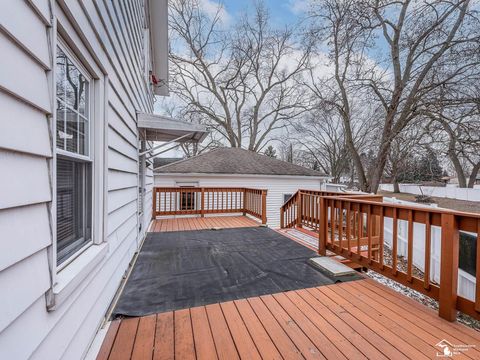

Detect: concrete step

[309,256,358,277]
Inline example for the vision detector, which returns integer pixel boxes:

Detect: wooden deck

[149,215,260,232]
[97,278,480,360]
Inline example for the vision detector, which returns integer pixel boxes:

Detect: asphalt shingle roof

[154,148,326,177]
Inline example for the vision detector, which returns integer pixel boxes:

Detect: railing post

[296,192,303,228]
[152,187,157,220]
[200,188,205,217]
[439,213,459,321]
[261,190,267,225]
[318,197,327,256]
[280,207,284,228]
[242,189,247,215]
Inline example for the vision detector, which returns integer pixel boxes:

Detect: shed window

[55,44,92,265]
[283,194,293,203]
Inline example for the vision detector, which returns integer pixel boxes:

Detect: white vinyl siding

[0,1,155,359]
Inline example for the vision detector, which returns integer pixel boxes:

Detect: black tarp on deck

[112,226,361,317]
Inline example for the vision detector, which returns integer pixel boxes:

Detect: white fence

[383,197,476,301]
[380,183,480,202]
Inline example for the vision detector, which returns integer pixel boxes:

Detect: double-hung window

[55,44,93,266]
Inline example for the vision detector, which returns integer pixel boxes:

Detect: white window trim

[47,30,107,310]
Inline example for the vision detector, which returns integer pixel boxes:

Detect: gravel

[365,248,480,331]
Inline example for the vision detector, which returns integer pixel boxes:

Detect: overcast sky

[154,0,308,158]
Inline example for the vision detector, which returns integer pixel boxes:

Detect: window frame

[55,39,95,271]
[175,182,199,211]
[283,193,293,204]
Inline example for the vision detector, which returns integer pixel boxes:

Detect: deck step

[309,257,358,277]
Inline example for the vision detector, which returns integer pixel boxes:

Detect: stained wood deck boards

[97,278,480,360]
[150,215,260,232]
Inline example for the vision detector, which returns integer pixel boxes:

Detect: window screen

[283,194,293,203]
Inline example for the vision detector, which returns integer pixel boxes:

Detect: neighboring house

[154,148,330,228]
[0,1,206,359]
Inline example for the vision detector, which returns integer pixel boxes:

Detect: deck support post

[318,197,327,256]
[296,192,303,228]
[439,213,459,321]
[261,190,267,224]
[200,188,205,217]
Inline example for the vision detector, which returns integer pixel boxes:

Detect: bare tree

[290,108,371,182]
[384,122,430,192]
[169,0,312,151]
[308,0,479,192]
[427,104,480,188]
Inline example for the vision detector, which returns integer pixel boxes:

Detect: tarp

[112,227,361,318]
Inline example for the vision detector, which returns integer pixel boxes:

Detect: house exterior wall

[154,174,325,228]
[0,1,155,359]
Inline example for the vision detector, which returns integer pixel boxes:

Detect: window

[55,45,93,266]
[283,194,293,203]
[180,191,196,211]
[175,183,198,211]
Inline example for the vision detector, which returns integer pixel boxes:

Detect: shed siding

[0,0,155,359]
[154,175,323,228]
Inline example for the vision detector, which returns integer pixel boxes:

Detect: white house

[0,1,207,359]
[154,148,331,228]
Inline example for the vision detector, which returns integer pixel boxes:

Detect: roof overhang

[153,172,330,180]
[149,0,169,96]
[137,112,209,143]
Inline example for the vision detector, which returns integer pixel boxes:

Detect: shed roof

[155,148,327,177]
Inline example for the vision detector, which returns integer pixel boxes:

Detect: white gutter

[149,0,169,96]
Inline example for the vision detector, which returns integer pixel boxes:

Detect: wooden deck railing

[280,190,382,229]
[280,189,480,322]
[153,187,267,224]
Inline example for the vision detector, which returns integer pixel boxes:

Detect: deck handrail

[280,190,480,322]
[279,189,382,229]
[153,187,268,224]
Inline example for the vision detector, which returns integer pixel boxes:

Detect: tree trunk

[467,162,480,188]
[448,150,467,188]
[370,141,391,194]
[393,179,400,193]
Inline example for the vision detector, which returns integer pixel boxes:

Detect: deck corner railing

[280,189,480,322]
[153,187,268,224]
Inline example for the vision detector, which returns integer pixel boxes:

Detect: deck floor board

[99,280,480,360]
[151,215,259,232]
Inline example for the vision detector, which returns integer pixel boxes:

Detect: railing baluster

[407,210,414,282]
[330,199,335,247]
[166,191,168,213]
[392,207,398,276]
[367,204,372,264]
[357,204,362,256]
[319,196,327,255]
[346,202,351,254]
[339,200,344,251]
[424,212,431,290]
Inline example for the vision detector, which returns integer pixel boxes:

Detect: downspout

[45,0,57,311]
